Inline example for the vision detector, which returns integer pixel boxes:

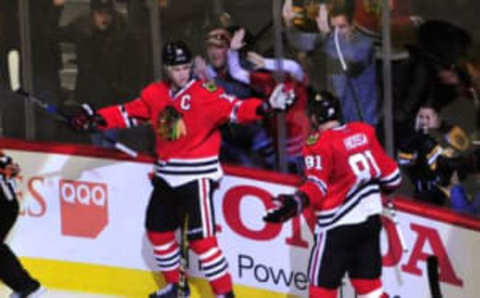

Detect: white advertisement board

[4,147,480,297]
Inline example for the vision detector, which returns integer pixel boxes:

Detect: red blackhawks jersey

[299,122,401,231]
[98,79,263,186]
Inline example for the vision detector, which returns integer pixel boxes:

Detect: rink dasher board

[1,138,479,298]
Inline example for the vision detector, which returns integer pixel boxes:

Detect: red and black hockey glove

[263,192,309,223]
[70,103,107,132]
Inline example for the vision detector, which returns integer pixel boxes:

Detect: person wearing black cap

[69,40,295,298]
[193,23,267,169]
[57,0,131,147]
[90,0,115,31]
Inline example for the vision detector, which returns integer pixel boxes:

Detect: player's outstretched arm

[263,191,309,223]
[213,82,296,125]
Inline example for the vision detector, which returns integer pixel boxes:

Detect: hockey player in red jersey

[264,89,401,298]
[71,40,294,298]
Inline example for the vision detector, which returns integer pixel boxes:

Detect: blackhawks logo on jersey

[156,106,187,141]
[306,133,319,146]
[202,81,218,92]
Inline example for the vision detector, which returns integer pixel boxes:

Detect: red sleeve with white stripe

[97,84,160,129]
[206,89,264,126]
[299,143,331,206]
[97,97,151,130]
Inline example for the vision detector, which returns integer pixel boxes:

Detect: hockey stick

[384,199,407,253]
[7,50,20,94]
[178,214,189,298]
[7,50,138,158]
[383,198,408,287]
[427,255,442,298]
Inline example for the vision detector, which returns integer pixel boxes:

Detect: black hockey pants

[0,183,39,292]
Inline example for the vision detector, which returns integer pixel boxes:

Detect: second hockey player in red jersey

[71,40,294,298]
[264,89,401,298]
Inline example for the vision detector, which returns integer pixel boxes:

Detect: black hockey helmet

[162,40,192,66]
[307,88,342,125]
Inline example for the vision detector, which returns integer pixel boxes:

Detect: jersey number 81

[348,150,381,184]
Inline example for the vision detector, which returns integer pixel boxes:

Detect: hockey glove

[263,192,309,223]
[269,83,295,110]
[70,103,107,132]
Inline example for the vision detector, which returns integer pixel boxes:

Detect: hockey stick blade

[113,141,138,158]
[7,50,20,92]
[16,89,53,112]
[178,215,189,298]
[427,255,442,298]
[384,200,408,253]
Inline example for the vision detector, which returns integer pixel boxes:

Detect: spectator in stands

[193,23,267,167]
[397,105,472,206]
[228,28,310,173]
[57,0,131,148]
[194,22,253,98]
[394,20,473,146]
[283,0,378,126]
[320,2,378,125]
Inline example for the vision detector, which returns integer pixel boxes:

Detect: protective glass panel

[10,0,480,206]
[2,0,155,153]
[391,0,480,216]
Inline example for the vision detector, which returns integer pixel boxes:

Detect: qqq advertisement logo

[59,179,109,238]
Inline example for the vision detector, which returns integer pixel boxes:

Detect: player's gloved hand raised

[263,192,309,223]
[268,83,295,110]
[70,103,106,132]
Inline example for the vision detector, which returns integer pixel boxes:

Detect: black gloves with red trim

[263,191,309,223]
[69,103,107,132]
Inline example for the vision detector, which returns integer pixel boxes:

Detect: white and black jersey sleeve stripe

[118,105,138,128]
[229,101,243,124]
[379,168,402,189]
[306,175,328,196]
